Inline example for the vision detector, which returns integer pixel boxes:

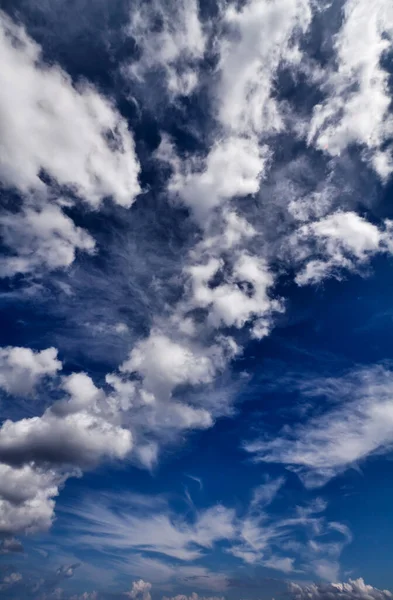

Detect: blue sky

[1,1,393,599]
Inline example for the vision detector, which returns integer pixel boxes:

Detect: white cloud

[185,251,280,336]
[0,204,95,277]
[0,398,132,469]
[65,486,350,581]
[294,211,393,284]
[229,495,350,578]
[0,370,132,535]
[0,571,22,591]
[0,11,140,206]
[126,0,205,98]
[65,493,236,562]
[168,136,269,222]
[216,0,311,136]
[162,593,224,600]
[125,580,152,600]
[121,331,225,398]
[0,346,61,395]
[0,463,65,534]
[245,365,393,487]
[307,0,393,179]
[289,579,393,600]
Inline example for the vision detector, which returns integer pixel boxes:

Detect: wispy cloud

[245,364,393,487]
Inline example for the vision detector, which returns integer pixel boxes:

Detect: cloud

[293,211,393,284]
[289,579,393,600]
[162,593,224,600]
[0,536,24,554]
[228,493,351,579]
[0,204,95,277]
[0,570,22,592]
[0,11,140,206]
[0,463,66,534]
[216,0,311,136]
[245,364,393,487]
[125,0,206,98]
[166,136,270,223]
[124,579,152,600]
[62,492,236,562]
[0,370,132,535]
[0,346,61,396]
[307,0,393,179]
[61,485,350,581]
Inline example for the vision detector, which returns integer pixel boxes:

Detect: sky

[0,0,393,598]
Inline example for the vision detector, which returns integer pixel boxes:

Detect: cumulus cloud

[308,0,393,179]
[245,365,393,487]
[289,579,393,600]
[0,402,131,469]
[293,211,393,284]
[124,579,152,600]
[216,0,311,136]
[0,463,67,534]
[0,204,95,277]
[0,346,61,396]
[0,369,132,535]
[0,11,140,206]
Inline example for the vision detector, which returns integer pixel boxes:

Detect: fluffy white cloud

[0,390,132,469]
[294,212,393,284]
[0,11,140,206]
[125,580,152,600]
[0,346,61,395]
[0,369,133,535]
[289,579,393,600]
[121,331,224,398]
[307,0,393,178]
[168,136,269,222]
[217,0,311,136]
[0,204,95,277]
[0,463,65,534]
[186,252,280,336]
[245,365,393,487]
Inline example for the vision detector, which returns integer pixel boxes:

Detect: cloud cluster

[307,0,393,179]
[0,346,61,396]
[124,579,152,600]
[289,579,393,600]
[163,593,224,600]
[0,362,133,535]
[0,11,140,206]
